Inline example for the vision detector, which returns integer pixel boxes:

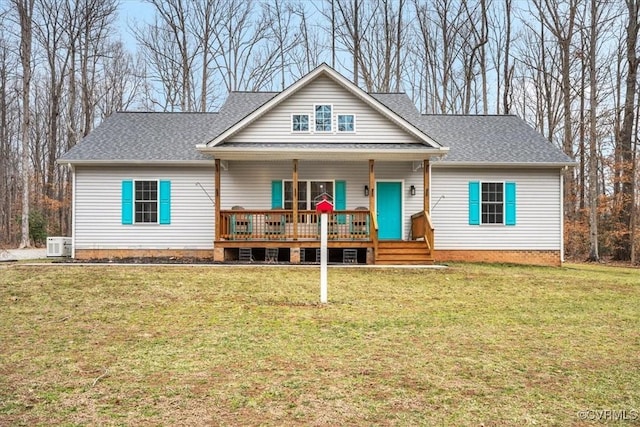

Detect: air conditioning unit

[47,237,72,257]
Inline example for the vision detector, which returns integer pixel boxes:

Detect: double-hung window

[135,180,158,223]
[122,179,171,225]
[481,182,503,224]
[469,181,516,226]
[315,105,332,132]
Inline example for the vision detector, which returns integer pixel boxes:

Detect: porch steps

[375,240,434,265]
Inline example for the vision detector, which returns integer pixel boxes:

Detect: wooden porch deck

[214,209,435,264]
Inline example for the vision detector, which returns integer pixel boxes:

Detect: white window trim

[134,179,159,224]
[291,113,310,133]
[313,104,333,133]
[480,181,505,226]
[337,113,356,133]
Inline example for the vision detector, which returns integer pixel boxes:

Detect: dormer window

[337,114,355,132]
[315,104,332,132]
[292,114,309,132]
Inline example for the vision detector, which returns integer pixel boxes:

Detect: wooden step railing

[410,210,434,251]
[219,209,373,241]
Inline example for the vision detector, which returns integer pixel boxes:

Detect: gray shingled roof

[421,115,573,164]
[59,92,279,163]
[59,112,216,162]
[371,93,573,165]
[60,90,573,166]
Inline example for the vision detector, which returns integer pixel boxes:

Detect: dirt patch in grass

[59,256,216,264]
[1,263,639,425]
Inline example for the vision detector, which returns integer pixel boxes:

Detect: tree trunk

[16,0,34,248]
[614,0,639,261]
[502,0,512,114]
[587,0,599,261]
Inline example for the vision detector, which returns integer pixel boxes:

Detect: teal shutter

[271,181,283,208]
[468,181,480,225]
[122,180,133,225]
[505,182,516,226]
[335,180,346,224]
[159,180,171,224]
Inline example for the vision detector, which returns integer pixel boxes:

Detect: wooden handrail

[370,210,379,255]
[410,210,434,251]
[219,209,373,241]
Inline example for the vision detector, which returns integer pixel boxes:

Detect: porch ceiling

[203,142,448,161]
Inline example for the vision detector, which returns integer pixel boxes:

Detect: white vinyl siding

[74,166,215,250]
[74,163,562,251]
[228,75,420,144]
[431,167,562,250]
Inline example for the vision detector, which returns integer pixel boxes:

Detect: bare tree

[78,0,118,135]
[191,0,218,111]
[584,0,614,261]
[411,0,465,113]
[14,0,34,248]
[263,0,290,91]
[614,0,640,260]
[0,35,20,247]
[532,0,579,220]
[97,41,143,117]
[289,3,325,79]
[502,0,513,114]
[333,0,364,86]
[33,0,81,207]
[135,0,196,111]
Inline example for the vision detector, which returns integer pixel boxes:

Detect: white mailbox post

[315,197,334,304]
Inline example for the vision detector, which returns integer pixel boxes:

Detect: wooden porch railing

[219,209,372,241]
[370,210,379,255]
[410,210,435,251]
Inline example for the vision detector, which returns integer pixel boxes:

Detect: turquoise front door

[376,181,402,240]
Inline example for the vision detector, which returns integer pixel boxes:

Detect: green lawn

[1,263,639,426]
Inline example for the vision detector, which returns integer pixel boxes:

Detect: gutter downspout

[560,167,565,264]
[69,163,76,259]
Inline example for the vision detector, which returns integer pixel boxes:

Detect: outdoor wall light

[410,185,416,196]
[364,185,369,196]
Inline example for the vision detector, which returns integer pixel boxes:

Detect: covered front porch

[211,159,436,264]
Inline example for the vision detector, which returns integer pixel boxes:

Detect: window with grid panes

[314,105,332,132]
[481,182,504,224]
[135,180,158,223]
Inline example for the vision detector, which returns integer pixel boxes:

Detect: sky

[116,0,154,51]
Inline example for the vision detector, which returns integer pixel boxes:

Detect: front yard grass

[0,262,639,426]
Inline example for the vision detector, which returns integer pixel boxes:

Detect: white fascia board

[204,63,443,149]
[56,159,215,167]
[206,146,448,161]
[432,161,577,169]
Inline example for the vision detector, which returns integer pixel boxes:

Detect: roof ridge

[115,110,219,115]
[421,113,518,117]
[228,91,280,94]
[369,92,408,95]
